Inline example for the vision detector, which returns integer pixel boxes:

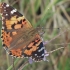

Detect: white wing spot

[13,9,17,12]
[42,54,44,56]
[11,10,14,14]
[2,26,4,29]
[33,58,35,61]
[2,17,5,20]
[6,4,9,7]
[35,54,37,56]
[11,9,17,14]
[38,47,45,52]
[6,14,8,16]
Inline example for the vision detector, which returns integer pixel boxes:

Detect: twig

[12,57,15,70]
[60,5,70,22]
[11,0,20,6]
[44,30,66,45]
[50,42,70,46]
[18,61,29,70]
[47,47,64,54]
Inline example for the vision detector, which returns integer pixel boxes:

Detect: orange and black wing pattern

[0,3,45,61]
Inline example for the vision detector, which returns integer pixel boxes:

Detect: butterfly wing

[0,3,45,61]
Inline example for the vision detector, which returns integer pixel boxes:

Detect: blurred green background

[0,0,70,70]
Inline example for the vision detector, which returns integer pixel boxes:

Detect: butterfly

[0,2,48,62]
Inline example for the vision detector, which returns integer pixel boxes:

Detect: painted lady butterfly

[0,3,47,62]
